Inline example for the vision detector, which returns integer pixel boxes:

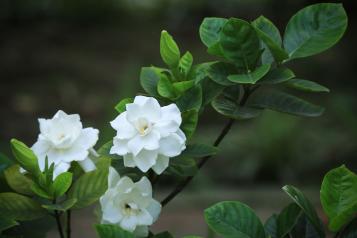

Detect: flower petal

[135,177,152,197]
[73,128,99,150]
[146,199,162,222]
[161,104,182,125]
[53,162,70,179]
[47,146,89,163]
[159,133,185,157]
[110,112,136,139]
[123,154,136,167]
[78,158,96,172]
[135,209,153,226]
[133,150,158,172]
[31,139,51,171]
[108,167,121,188]
[117,176,135,194]
[127,131,160,156]
[151,155,169,175]
[110,138,129,155]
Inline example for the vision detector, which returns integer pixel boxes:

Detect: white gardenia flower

[110,96,186,174]
[30,110,99,178]
[100,167,161,237]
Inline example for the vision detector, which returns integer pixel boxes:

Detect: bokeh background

[0,0,356,237]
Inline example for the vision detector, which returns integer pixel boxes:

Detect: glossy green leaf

[10,139,40,176]
[176,85,202,112]
[173,80,195,95]
[181,110,198,140]
[4,165,34,195]
[228,64,271,84]
[320,165,357,232]
[30,182,51,199]
[0,216,18,232]
[264,214,278,238]
[158,75,177,99]
[178,51,193,78]
[207,62,236,86]
[290,215,321,238]
[114,98,133,113]
[42,198,77,212]
[140,67,161,97]
[166,156,197,177]
[199,17,227,56]
[277,203,302,238]
[252,16,288,63]
[283,3,347,59]
[187,62,213,83]
[52,172,72,198]
[182,144,218,158]
[282,185,325,237]
[212,97,262,120]
[68,167,109,209]
[249,91,324,117]
[96,224,134,238]
[205,201,265,238]
[0,192,46,221]
[160,30,180,68]
[201,78,225,106]
[258,67,295,84]
[220,18,261,69]
[286,79,330,93]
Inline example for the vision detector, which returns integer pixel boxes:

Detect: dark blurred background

[0,0,356,237]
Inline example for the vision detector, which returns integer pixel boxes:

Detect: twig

[66,210,71,238]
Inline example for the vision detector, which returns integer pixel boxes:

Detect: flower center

[135,117,152,136]
[123,202,140,216]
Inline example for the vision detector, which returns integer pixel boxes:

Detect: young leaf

[207,62,237,86]
[42,198,77,212]
[320,165,357,232]
[258,67,295,84]
[282,185,325,237]
[0,216,18,232]
[283,3,348,59]
[252,16,288,63]
[158,75,177,99]
[166,156,197,177]
[160,30,180,68]
[68,167,109,209]
[199,17,228,56]
[204,201,265,238]
[96,224,134,238]
[52,172,73,198]
[114,98,133,113]
[4,165,34,195]
[140,67,161,97]
[173,80,195,95]
[31,182,52,199]
[187,62,213,83]
[212,97,262,120]
[10,139,40,176]
[181,110,198,139]
[228,64,271,84]
[264,214,278,238]
[220,18,261,70]
[0,192,46,221]
[182,144,218,158]
[277,203,303,238]
[286,79,330,93]
[178,51,193,78]
[176,85,202,112]
[249,91,324,117]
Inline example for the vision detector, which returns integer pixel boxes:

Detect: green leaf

[52,172,72,198]
[98,141,121,160]
[249,91,324,117]
[220,18,261,70]
[96,224,134,238]
[114,98,133,113]
[290,215,321,238]
[167,156,197,177]
[277,203,302,238]
[181,110,198,140]
[160,30,180,68]
[207,62,236,86]
[228,64,271,84]
[212,97,262,120]
[10,139,40,176]
[4,165,34,195]
[0,192,46,221]
[187,62,213,83]
[201,78,225,107]
[68,167,109,209]
[158,75,177,99]
[30,182,52,199]
[182,144,218,158]
[173,80,195,95]
[205,201,265,238]
[154,231,174,238]
[178,51,193,78]
[258,67,295,84]
[199,17,228,56]
[264,214,278,238]
[0,216,18,232]
[42,198,77,212]
[252,16,288,63]
[283,3,348,59]
[286,79,330,93]
[340,219,357,238]
[176,85,202,112]
[320,165,357,232]
[140,67,161,97]
[282,185,325,237]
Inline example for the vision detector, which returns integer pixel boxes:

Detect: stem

[161,87,254,207]
[66,210,71,238]
[54,211,65,238]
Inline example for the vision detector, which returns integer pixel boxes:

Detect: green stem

[66,210,71,238]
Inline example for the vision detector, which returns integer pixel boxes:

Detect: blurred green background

[0,0,356,237]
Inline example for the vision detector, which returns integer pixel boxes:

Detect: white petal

[152,155,169,175]
[53,162,70,179]
[110,112,136,139]
[110,138,129,155]
[127,131,160,156]
[133,150,158,172]
[108,167,121,188]
[133,226,149,238]
[146,199,162,222]
[140,97,162,122]
[135,177,152,197]
[159,133,185,157]
[135,209,153,226]
[117,176,135,194]
[126,103,143,123]
[154,120,180,137]
[73,128,99,150]
[133,95,150,106]
[31,139,50,171]
[160,104,182,125]
[123,154,136,167]
[78,158,96,172]
[47,146,89,163]
[100,191,123,224]
[120,216,138,232]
